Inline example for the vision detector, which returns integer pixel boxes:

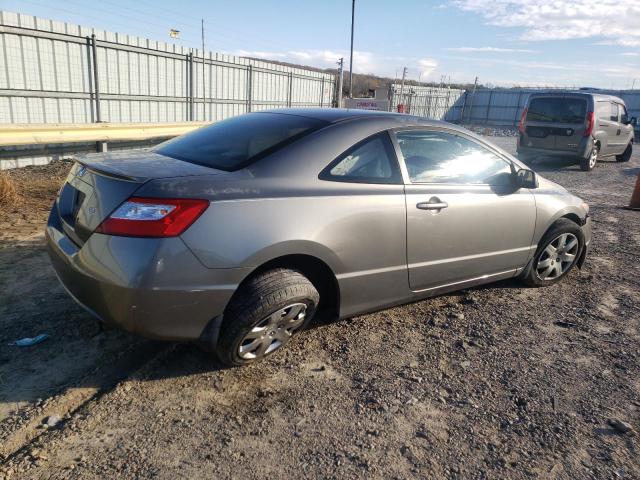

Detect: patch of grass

[0,171,18,207]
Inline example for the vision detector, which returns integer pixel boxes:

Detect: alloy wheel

[589,147,598,169]
[535,233,579,281]
[237,303,308,359]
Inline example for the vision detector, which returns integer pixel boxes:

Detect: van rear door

[524,96,587,153]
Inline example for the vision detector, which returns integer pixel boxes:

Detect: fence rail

[388,84,466,121]
[454,88,640,129]
[0,11,334,125]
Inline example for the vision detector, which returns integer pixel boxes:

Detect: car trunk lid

[56,150,224,245]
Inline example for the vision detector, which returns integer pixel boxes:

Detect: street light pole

[349,0,355,98]
[337,57,344,108]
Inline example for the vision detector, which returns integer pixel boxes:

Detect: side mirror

[515,168,538,189]
[631,117,638,126]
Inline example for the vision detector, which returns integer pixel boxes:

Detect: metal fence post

[484,90,493,125]
[287,72,293,107]
[90,34,101,123]
[185,53,191,121]
[189,52,195,121]
[513,91,523,128]
[459,91,468,124]
[319,77,325,107]
[85,36,95,123]
[247,65,253,112]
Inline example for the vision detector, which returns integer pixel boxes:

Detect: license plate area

[526,126,575,138]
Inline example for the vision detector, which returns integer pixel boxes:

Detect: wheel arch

[233,253,340,319]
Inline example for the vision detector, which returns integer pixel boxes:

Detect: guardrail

[0,122,210,147]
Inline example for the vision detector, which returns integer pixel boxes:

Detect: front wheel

[616,143,632,163]
[216,268,319,366]
[580,145,598,171]
[522,219,584,287]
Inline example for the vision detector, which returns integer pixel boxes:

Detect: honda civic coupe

[47,109,591,366]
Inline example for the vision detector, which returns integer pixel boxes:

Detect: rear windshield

[155,113,328,171]
[526,97,587,124]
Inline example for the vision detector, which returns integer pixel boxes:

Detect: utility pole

[337,57,344,108]
[349,0,355,98]
[632,78,637,90]
[399,67,407,97]
[201,18,205,121]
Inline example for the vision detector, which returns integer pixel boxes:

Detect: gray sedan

[46,109,591,366]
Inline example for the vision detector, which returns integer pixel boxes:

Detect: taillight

[96,197,209,237]
[583,111,595,137]
[518,108,527,134]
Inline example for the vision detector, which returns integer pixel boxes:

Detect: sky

[2,0,639,89]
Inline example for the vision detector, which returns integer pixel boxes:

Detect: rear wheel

[522,219,584,287]
[616,143,632,162]
[217,268,319,366]
[580,145,598,171]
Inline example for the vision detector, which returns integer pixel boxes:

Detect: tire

[580,145,598,171]
[522,219,585,288]
[217,268,319,366]
[616,143,632,163]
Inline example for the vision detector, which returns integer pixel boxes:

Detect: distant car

[47,109,591,366]
[517,92,636,171]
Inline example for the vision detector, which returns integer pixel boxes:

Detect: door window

[619,104,629,123]
[609,102,620,122]
[320,133,402,184]
[597,101,611,121]
[395,130,512,186]
[526,97,586,123]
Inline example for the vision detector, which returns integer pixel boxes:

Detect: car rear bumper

[517,137,592,159]
[46,207,251,341]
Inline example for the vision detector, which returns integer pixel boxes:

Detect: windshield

[526,97,587,124]
[155,113,328,171]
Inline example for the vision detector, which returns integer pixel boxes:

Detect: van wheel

[580,145,598,171]
[616,143,632,163]
[217,268,319,367]
[521,219,584,287]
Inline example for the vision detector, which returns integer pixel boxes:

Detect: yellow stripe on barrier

[0,122,211,147]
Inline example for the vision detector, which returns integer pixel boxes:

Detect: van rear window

[526,97,587,124]
[155,112,328,171]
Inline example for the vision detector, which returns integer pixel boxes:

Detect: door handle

[417,200,448,211]
[617,129,621,135]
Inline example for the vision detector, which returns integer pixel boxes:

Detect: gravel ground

[0,138,639,479]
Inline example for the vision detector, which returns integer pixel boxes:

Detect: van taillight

[96,197,209,237]
[583,111,595,137]
[518,108,527,134]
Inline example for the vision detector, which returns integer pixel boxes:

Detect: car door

[393,128,536,292]
[617,103,634,153]
[596,101,620,156]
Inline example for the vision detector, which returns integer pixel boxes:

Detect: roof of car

[257,107,453,128]
[528,91,625,103]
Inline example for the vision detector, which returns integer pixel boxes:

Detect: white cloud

[453,0,640,47]
[418,58,438,79]
[445,46,538,53]
[235,49,382,75]
[620,52,640,57]
[235,49,439,80]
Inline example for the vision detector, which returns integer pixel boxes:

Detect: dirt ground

[0,139,639,479]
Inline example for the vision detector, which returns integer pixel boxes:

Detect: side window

[619,104,628,123]
[321,133,401,184]
[395,130,512,186]
[610,102,619,122]
[597,101,610,121]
